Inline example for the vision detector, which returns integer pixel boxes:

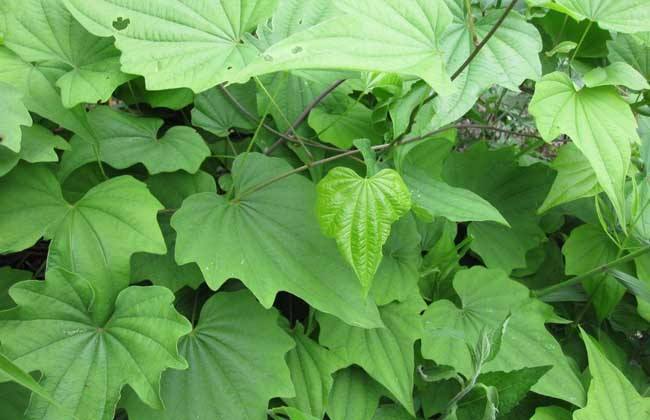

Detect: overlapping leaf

[0,82,31,152]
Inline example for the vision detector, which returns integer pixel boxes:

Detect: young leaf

[316,167,412,293]
[2,0,134,107]
[235,0,454,94]
[574,328,650,420]
[317,294,425,414]
[0,268,190,420]
[421,267,585,406]
[0,82,31,152]
[529,71,639,226]
[122,290,295,420]
[63,0,279,92]
[59,106,210,179]
[172,153,383,328]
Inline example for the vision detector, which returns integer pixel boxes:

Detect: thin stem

[534,244,650,298]
[570,21,592,64]
[464,0,478,45]
[265,79,345,154]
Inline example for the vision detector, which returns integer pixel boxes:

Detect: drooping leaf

[421,267,586,406]
[552,0,650,33]
[2,0,133,107]
[0,268,190,420]
[539,143,600,213]
[235,0,454,94]
[529,71,639,226]
[573,329,650,420]
[172,153,382,328]
[0,82,31,152]
[562,224,626,321]
[0,163,166,321]
[316,167,412,293]
[284,327,339,418]
[326,367,384,420]
[63,0,279,92]
[59,106,210,179]
[317,294,425,414]
[122,290,294,420]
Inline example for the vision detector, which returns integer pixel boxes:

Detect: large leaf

[2,0,133,107]
[63,0,279,92]
[317,294,425,414]
[539,143,600,213]
[0,82,31,152]
[552,0,650,33]
[59,106,209,179]
[608,33,650,80]
[0,163,166,322]
[326,367,384,420]
[421,267,586,406]
[562,224,626,321]
[235,0,454,94]
[529,71,638,226]
[422,1,542,130]
[583,62,649,90]
[171,153,382,328]
[316,167,411,293]
[573,329,650,420]
[122,290,294,420]
[0,268,190,420]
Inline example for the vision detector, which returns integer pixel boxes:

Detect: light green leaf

[608,33,650,80]
[531,406,572,420]
[327,367,383,420]
[553,0,650,33]
[0,82,31,152]
[59,106,209,179]
[421,267,586,406]
[116,78,195,110]
[423,1,542,130]
[308,102,381,149]
[0,268,190,420]
[529,71,638,226]
[316,167,412,293]
[123,290,294,420]
[0,163,166,322]
[235,0,454,95]
[318,295,425,414]
[284,327,339,418]
[192,81,258,137]
[63,0,279,92]
[270,407,320,420]
[132,172,215,292]
[171,153,382,328]
[574,329,650,420]
[545,40,578,57]
[0,125,69,177]
[562,224,625,321]
[539,143,600,213]
[2,0,133,107]
[583,62,650,90]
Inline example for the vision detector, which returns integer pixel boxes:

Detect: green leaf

[327,367,384,420]
[59,106,210,179]
[192,80,258,137]
[552,0,650,33]
[63,0,279,92]
[539,143,600,213]
[317,294,425,414]
[574,328,650,420]
[2,0,133,107]
[235,0,454,95]
[284,327,339,418]
[0,163,166,321]
[530,406,572,420]
[545,40,578,57]
[529,71,638,226]
[0,82,31,152]
[122,290,294,420]
[421,267,586,406]
[0,125,70,177]
[171,153,382,328]
[608,33,650,81]
[562,224,625,320]
[583,62,650,90]
[316,167,412,293]
[116,77,195,110]
[423,2,542,130]
[270,407,320,420]
[132,172,215,292]
[0,268,190,420]
[308,101,381,149]
[0,267,31,310]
